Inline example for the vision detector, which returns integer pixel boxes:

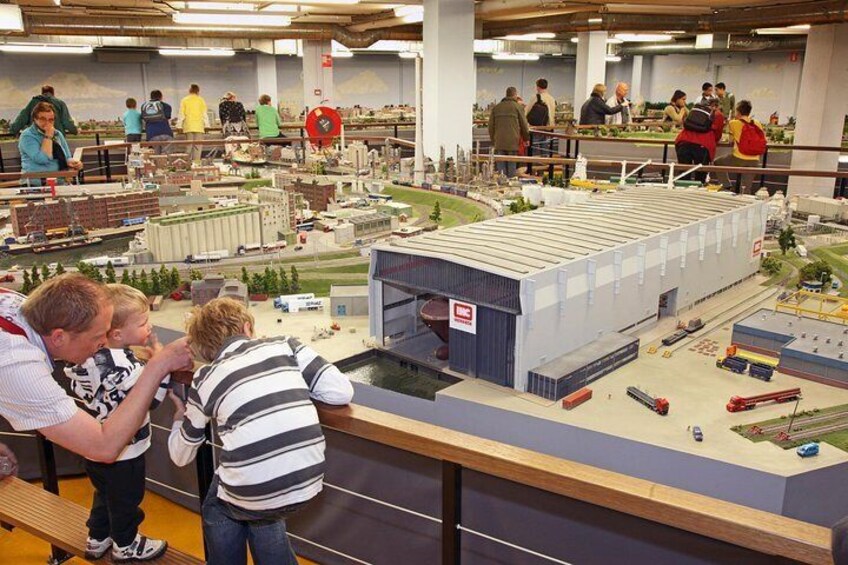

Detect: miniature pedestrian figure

[608,393,612,400]
[687,425,691,432]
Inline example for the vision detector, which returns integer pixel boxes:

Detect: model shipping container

[561,388,592,410]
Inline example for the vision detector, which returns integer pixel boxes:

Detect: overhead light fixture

[492,53,539,61]
[605,55,621,62]
[332,51,354,58]
[398,51,419,59]
[159,47,236,56]
[172,11,291,26]
[274,39,298,54]
[186,2,255,10]
[0,44,93,54]
[500,32,555,41]
[0,5,24,32]
[53,0,61,5]
[394,5,423,23]
[588,17,602,23]
[755,24,810,35]
[572,37,624,44]
[259,4,299,12]
[613,33,674,42]
[695,33,713,49]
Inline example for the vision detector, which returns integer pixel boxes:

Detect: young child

[65,284,169,562]
[168,297,353,565]
[122,98,143,143]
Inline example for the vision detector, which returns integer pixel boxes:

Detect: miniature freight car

[716,356,749,374]
[626,386,669,415]
[662,330,688,346]
[748,362,774,382]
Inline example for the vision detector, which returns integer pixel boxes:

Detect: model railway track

[775,420,848,443]
[755,409,848,435]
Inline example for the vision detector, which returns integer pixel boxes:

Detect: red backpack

[737,121,766,156]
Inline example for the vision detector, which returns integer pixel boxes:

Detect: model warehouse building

[369,188,768,393]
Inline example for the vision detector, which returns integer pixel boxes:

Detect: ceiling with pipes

[1,0,838,48]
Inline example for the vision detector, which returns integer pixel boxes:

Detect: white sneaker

[112,534,168,562]
[84,536,112,560]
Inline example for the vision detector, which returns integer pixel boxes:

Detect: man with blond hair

[0,274,192,478]
[168,297,353,565]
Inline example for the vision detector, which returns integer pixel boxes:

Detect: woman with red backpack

[714,100,766,194]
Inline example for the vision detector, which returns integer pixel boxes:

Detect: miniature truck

[626,386,669,415]
[716,356,749,374]
[726,387,801,412]
[661,330,688,346]
[748,362,774,382]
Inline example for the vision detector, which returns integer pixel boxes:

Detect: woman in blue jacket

[18,101,83,183]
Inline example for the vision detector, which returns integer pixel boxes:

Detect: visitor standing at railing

[579,83,626,125]
[167,297,354,565]
[663,90,689,126]
[714,100,766,194]
[121,98,143,143]
[219,92,249,138]
[177,84,209,163]
[10,84,77,137]
[489,86,530,178]
[140,90,174,155]
[525,78,556,174]
[605,82,632,125]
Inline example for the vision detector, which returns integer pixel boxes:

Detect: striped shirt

[168,335,354,512]
[65,348,170,462]
[0,288,78,431]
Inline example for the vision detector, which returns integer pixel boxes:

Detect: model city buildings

[368,187,768,398]
[273,171,336,212]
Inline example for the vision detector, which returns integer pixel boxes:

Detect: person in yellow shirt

[714,100,765,194]
[177,84,209,163]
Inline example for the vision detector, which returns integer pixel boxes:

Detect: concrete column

[423,0,475,159]
[302,40,333,111]
[789,24,848,197]
[256,54,278,104]
[630,55,643,103]
[573,31,607,106]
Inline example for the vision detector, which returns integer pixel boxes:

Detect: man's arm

[167,386,209,467]
[289,339,354,405]
[518,107,530,140]
[40,338,192,463]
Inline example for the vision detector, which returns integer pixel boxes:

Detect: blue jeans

[202,481,298,565]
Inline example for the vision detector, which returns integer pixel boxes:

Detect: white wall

[646,52,804,119]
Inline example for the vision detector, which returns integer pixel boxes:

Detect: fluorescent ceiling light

[398,51,419,59]
[501,32,556,41]
[173,11,290,26]
[260,4,299,12]
[187,2,257,10]
[605,55,621,62]
[274,39,298,54]
[394,5,423,23]
[571,37,624,44]
[614,33,674,42]
[332,51,354,58]
[0,5,24,32]
[695,33,713,49]
[492,53,539,61]
[159,47,236,56]
[474,39,501,53]
[587,17,602,23]
[755,24,810,35]
[0,44,93,54]
[53,0,61,5]
[606,3,710,14]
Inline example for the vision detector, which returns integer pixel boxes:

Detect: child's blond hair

[106,284,149,330]
[186,298,254,362]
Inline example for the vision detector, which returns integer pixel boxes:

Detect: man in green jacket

[488,86,530,178]
[11,85,77,136]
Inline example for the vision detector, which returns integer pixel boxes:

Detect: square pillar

[302,40,333,111]
[573,31,607,106]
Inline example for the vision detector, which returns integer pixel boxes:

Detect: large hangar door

[449,306,516,387]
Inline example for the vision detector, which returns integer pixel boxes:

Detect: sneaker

[112,535,168,563]
[84,536,112,560]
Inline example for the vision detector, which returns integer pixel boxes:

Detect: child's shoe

[112,534,168,562]
[84,536,112,560]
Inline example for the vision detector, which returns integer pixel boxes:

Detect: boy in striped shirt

[65,284,169,562]
[168,297,353,565]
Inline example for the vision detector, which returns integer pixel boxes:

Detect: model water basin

[341,353,458,401]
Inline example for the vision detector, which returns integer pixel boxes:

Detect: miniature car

[294,245,303,251]
[692,426,703,442]
[796,442,819,458]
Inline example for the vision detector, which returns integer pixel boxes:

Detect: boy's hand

[168,390,186,422]
[155,337,194,374]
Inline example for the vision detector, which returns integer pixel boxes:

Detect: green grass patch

[301,263,370,274]
[296,278,368,297]
[731,404,848,452]
[276,250,361,264]
[241,179,272,191]
[761,262,791,287]
[382,185,493,226]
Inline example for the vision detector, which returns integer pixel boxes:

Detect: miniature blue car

[797,443,820,458]
[692,426,703,442]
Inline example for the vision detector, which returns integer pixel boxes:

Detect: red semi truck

[726,388,801,412]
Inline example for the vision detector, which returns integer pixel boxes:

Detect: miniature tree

[278,266,290,294]
[54,263,65,276]
[249,273,264,295]
[241,266,250,286]
[105,261,117,284]
[760,256,782,277]
[138,270,150,295]
[190,269,203,281]
[429,200,442,223]
[778,226,797,255]
[151,270,162,295]
[30,265,41,288]
[263,267,278,295]
[170,267,181,290]
[290,265,300,293]
[91,267,104,283]
[799,260,833,288]
[41,264,51,282]
[21,270,32,294]
[121,270,131,286]
[130,270,139,289]
[159,265,171,292]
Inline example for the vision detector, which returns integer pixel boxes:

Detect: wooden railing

[316,402,833,564]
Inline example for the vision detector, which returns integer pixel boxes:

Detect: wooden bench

[0,477,203,564]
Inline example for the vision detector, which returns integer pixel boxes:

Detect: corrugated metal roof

[375,187,758,279]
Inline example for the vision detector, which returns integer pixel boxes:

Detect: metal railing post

[661,143,669,183]
[195,424,216,561]
[0,143,4,173]
[104,147,112,182]
[442,461,461,565]
[759,147,769,190]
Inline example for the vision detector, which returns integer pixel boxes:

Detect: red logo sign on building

[751,238,763,258]
[321,53,333,68]
[449,299,477,334]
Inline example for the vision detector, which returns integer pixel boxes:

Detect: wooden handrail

[317,402,832,564]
